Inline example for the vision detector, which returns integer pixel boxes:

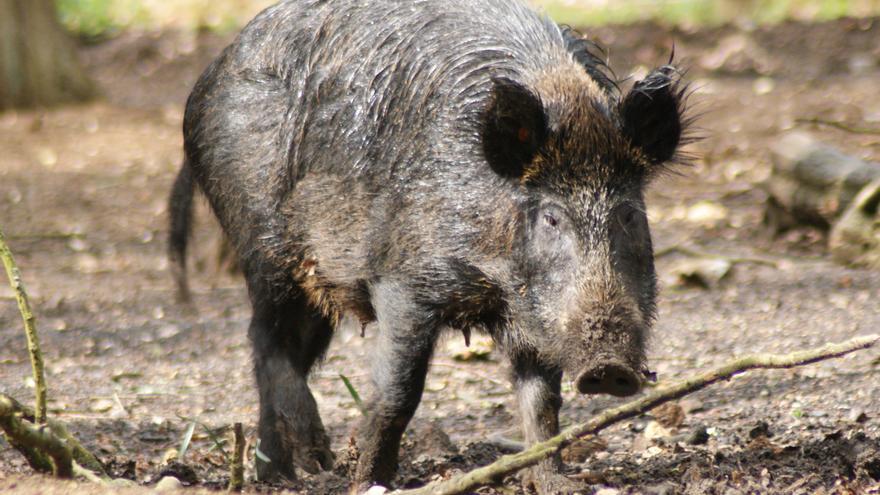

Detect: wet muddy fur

[169,0,689,492]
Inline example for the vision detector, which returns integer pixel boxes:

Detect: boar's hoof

[292,431,336,474]
[575,361,642,397]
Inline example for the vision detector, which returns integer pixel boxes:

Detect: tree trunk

[0,0,96,110]
[763,132,880,232]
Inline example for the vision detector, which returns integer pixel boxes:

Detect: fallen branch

[395,334,879,495]
[0,395,72,478]
[763,132,880,232]
[796,117,880,135]
[229,422,244,492]
[0,227,108,480]
[6,232,85,241]
[0,393,107,476]
[0,227,47,424]
[654,245,778,267]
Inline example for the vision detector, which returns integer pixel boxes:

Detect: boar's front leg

[513,360,587,495]
[353,281,439,492]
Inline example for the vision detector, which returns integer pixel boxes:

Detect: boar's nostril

[576,362,642,397]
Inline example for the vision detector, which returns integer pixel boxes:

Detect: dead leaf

[561,435,607,463]
[653,402,686,429]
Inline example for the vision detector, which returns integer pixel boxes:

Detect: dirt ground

[2,16,880,495]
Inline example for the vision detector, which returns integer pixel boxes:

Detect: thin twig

[395,334,879,495]
[795,117,880,135]
[0,227,47,424]
[7,232,85,241]
[655,245,778,267]
[228,422,245,492]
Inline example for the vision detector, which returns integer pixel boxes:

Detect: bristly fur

[174,0,696,489]
[559,26,619,97]
[622,60,700,177]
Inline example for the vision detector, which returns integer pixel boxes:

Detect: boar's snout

[575,360,642,397]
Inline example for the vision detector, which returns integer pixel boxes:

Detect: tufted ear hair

[619,65,687,167]
[482,77,548,178]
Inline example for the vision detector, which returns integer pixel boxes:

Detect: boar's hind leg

[514,361,587,494]
[353,281,439,491]
[249,280,336,482]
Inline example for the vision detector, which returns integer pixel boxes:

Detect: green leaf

[178,420,196,460]
[339,374,366,416]
[255,438,272,463]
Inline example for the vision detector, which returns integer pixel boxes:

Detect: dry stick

[396,334,880,495]
[654,245,778,267]
[0,227,47,424]
[795,117,880,136]
[0,228,107,479]
[229,422,245,492]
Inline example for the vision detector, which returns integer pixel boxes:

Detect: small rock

[68,237,88,252]
[752,77,775,95]
[748,421,772,439]
[406,420,458,456]
[666,257,733,289]
[48,318,68,332]
[644,421,672,441]
[631,434,652,453]
[154,476,182,492]
[688,426,710,445]
[162,448,179,464]
[685,200,729,225]
[859,454,880,481]
[629,418,648,433]
[594,488,621,495]
[642,446,664,459]
[35,147,58,167]
[849,409,869,423]
[680,398,706,414]
[644,482,678,495]
[90,399,115,413]
[160,461,198,485]
[363,486,389,495]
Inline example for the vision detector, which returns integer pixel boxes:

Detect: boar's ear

[482,77,548,178]
[619,66,686,166]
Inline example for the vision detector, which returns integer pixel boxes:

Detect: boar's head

[482,61,690,397]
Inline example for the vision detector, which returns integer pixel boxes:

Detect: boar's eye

[622,208,638,226]
[543,213,559,228]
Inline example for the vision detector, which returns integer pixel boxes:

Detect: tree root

[0,395,72,478]
[0,394,108,478]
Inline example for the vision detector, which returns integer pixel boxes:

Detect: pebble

[154,476,182,492]
[748,421,772,439]
[850,409,869,423]
[688,426,710,445]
